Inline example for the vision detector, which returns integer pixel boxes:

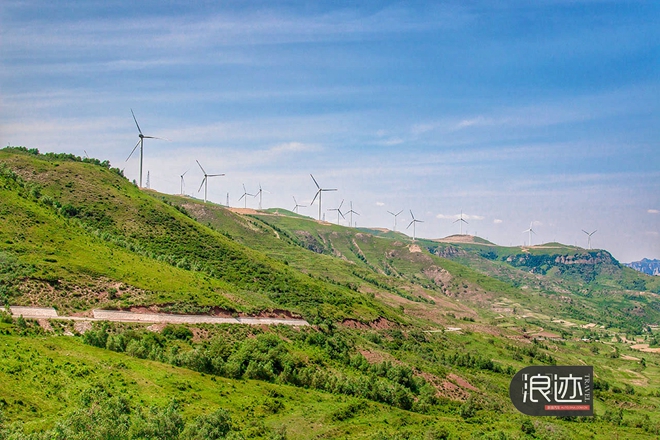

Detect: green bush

[162,325,193,341]
[182,408,232,440]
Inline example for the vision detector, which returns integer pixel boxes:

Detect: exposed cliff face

[553,251,617,265]
[431,245,467,259]
[625,259,660,276]
[503,250,620,282]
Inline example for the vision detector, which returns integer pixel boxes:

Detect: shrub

[182,408,232,440]
[162,325,193,341]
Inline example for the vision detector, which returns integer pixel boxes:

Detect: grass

[4,317,660,438]
[4,146,660,438]
[0,149,397,322]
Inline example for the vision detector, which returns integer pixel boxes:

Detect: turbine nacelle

[309,174,337,220]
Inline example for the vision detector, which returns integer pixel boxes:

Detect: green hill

[0,148,394,322]
[4,146,660,438]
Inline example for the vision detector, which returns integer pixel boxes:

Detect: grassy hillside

[4,146,660,439]
[0,148,395,322]
[3,310,660,438]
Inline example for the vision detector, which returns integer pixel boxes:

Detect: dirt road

[9,306,309,326]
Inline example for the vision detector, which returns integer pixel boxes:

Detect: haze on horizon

[1,1,658,263]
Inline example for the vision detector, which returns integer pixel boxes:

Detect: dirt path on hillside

[9,307,309,326]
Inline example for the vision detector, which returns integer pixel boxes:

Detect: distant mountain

[625,258,660,276]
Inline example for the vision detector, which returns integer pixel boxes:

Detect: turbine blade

[407,220,414,229]
[396,210,403,216]
[207,174,225,177]
[141,136,170,141]
[339,211,345,219]
[310,190,320,205]
[196,160,206,175]
[582,229,589,235]
[182,169,189,177]
[387,211,395,216]
[310,174,320,189]
[410,210,415,220]
[324,188,337,192]
[198,177,206,193]
[131,109,143,135]
[453,218,460,223]
[338,199,344,210]
[126,140,140,161]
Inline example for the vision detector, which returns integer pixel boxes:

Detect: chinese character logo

[510,366,593,416]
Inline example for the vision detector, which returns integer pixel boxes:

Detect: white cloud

[493,219,503,224]
[436,213,484,220]
[267,142,320,154]
[376,202,385,206]
[376,137,405,146]
[455,116,493,129]
[648,209,659,214]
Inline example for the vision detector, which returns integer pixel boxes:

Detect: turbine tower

[523,222,536,246]
[345,201,360,227]
[310,174,337,221]
[582,229,597,250]
[327,199,345,225]
[126,109,166,188]
[238,184,255,209]
[180,170,188,196]
[453,210,469,235]
[292,196,306,213]
[388,209,403,232]
[254,183,270,210]
[407,210,424,241]
[196,160,224,203]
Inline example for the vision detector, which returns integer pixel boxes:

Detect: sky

[1,0,658,262]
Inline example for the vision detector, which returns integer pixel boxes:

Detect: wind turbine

[126,109,167,188]
[327,199,345,225]
[179,170,188,196]
[345,201,360,227]
[407,210,423,241]
[388,209,403,232]
[196,160,224,203]
[254,183,270,210]
[453,210,469,235]
[292,196,306,213]
[523,222,536,247]
[310,174,337,221]
[238,184,255,209]
[582,229,597,250]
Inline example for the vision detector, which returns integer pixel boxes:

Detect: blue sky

[1,0,658,262]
